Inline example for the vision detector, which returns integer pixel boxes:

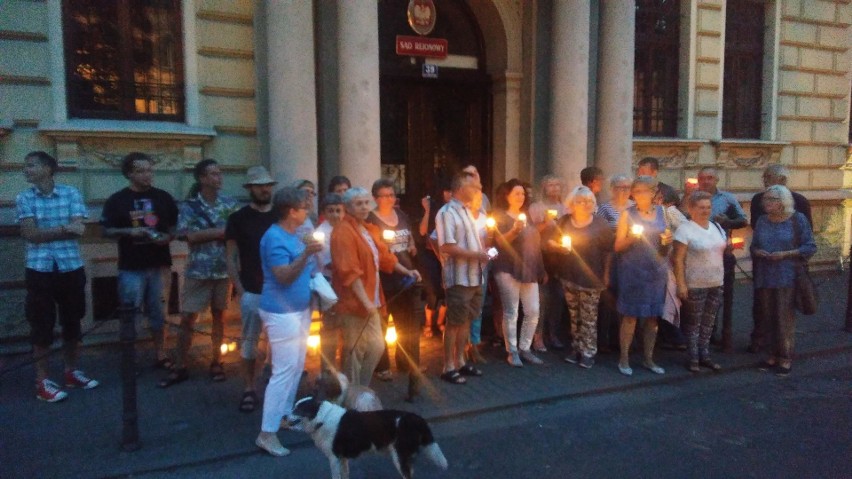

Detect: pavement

[1,272,850,479]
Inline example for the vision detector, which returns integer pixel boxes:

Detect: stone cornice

[39,120,216,142]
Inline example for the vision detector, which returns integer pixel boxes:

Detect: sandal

[439,370,466,385]
[154,357,174,370]
[157,368,188,388]
[239,391,258,413]
[210,362,226,382]
[686,361,700,373]
[458,364,483,377]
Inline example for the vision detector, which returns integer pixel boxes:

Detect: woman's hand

[660,229,673,247]
[406,268,422,283]
[421,196,430,212]
[304,241,324,256]
[512,219,525,234]
[676,284,689,301]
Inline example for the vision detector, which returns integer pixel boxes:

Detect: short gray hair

[633,175,658,190]
[765,185,796,215]
[342,186,372,209]
[273,187,309,219]
[763,164,790,185]
[609,173,633,188]
[566,185,597,209]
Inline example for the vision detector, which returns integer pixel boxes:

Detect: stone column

[492,72,523,186]
[266,1,318,186]
[595,0,636,179]
[549,1,590,188]
[337,0,381,190]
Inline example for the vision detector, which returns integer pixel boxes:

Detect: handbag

[310,274,338,312]
[791,213,817,315]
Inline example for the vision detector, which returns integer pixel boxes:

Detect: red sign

[396,35,448,59]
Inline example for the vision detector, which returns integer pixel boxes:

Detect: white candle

[518,213,527,223]
[561,235,572,250]
[486,217,496,229]
[312,231,325,243]
[631,224,644,237]
[382,229,395,241]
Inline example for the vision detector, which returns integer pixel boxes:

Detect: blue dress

[616,206,668,317]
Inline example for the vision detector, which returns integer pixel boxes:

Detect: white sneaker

[256,434,291,457]
[519,349,544,365]
[65,370,100,389]
[36,379,68,403]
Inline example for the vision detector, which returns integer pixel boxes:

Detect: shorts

[25,267,86,348]
[181,277,231,314]
[445,285,483,327]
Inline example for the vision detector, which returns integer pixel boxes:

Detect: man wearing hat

[224,166,278,412]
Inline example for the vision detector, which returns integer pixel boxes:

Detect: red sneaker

[36,379,68,403]
[65,370,100,389]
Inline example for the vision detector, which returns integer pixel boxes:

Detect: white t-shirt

[673,220,727,289]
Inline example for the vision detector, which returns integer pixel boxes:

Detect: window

[722,0,765,139]
[634,0,681,137]
[63,0,184,121]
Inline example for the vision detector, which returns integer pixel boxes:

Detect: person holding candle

[367,179,423,399]
[614,176,672,376]
[331,187,420,387]
[254,187,323,456]
[751,185,816,376]
[529,174,569,352]
[314,193,346,374]
[672,191,728,373]
[547,186,613,369]
[492,179,546,367]
[224,166,278,412]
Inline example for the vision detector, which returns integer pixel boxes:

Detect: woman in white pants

[492,179,546,367]
[255,187,323,456]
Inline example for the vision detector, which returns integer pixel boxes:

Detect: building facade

[1,0,850,339]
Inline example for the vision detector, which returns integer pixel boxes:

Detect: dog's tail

[422,442,448,470]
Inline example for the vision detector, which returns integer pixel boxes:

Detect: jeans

[239,292,263,360]
[258,308,310,433]
[494,271,540,353]
[118,267,166,332]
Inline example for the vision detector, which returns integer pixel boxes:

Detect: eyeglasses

[375,193,396,198]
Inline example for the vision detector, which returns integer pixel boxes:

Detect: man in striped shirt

[435,173,492,384]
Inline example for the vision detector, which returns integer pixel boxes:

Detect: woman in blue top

[751,185,816,376]
[614,176,673,376]
[255,187,323,457]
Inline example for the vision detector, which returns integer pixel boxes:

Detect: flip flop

[157,368,188,388]
[239,391,258,413]
[439,370,466,385]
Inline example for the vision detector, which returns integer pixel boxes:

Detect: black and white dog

[286,396,448,479]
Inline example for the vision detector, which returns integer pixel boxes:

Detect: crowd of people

[16,150,820,456]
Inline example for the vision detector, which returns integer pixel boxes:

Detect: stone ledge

[39,120,216,141]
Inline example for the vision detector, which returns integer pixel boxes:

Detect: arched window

[634,0,681,137]
[722,0,765,139]
[63,0,184,121]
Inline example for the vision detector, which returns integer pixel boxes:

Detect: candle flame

[382,229,395,241]
[518,213,527,223]
[486,217,496,229]
[561,235,572,249]
[307,334,321,350]
[631,224,644,236]
[385,326,398,344]
[312,231,326,243]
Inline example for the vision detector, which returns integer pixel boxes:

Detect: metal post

[119,304,140,451]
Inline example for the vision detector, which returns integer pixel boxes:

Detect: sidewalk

[1,273,850,479]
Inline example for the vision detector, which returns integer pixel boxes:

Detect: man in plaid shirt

[16,151,99,403]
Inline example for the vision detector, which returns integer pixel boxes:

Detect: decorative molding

[197,47,254,60]
[214,125,257,137]
[697,30,722,37]
[781,15,850,29]
[777,115,845,123]
[697,3,723,11]
[196,10,253,26]
[695,83,719,90]
[75,141,187,170]
[779,65,848,77]
[778,90,846,100]
[632,139,705,169]
[695,57,720,64]
[0,74,50,86]
[199,87,255,98]
[695,110,718,117]
[779,40,848,54]
[39,120,216,141]
[790,140,849,147]
[713,140,789,169]
[0,30,48,42]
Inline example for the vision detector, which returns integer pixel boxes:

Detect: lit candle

[307,334,321,350]
[228,342,237,352]
[631,224,645,237]
[220,343,228,355]
[518,213,527,223]
[547,209,558,219]
[312,231,326,243]
[731,237,745,250]
[686,178,698,186]
[561,235,572,250]
[385,325,398,344]
[382,229,395,241]
[486,217,496,229]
